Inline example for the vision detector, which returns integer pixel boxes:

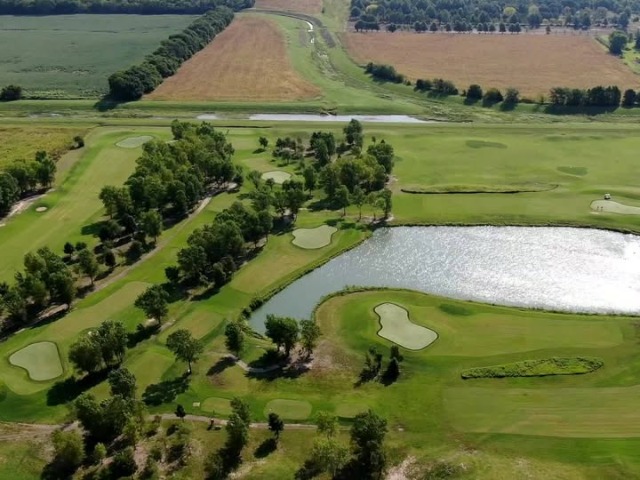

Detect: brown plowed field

[255,0,322,14]
[343,33,640,97]
[148,16,320,102]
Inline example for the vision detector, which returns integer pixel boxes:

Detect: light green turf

[291,224,337,249]
[201,397,232,416]
[8,342,62,382]
[264,399,313,420]
[261,170,291,184]
[591,199,640,215]
[374,302,437,350]
[334,401,369,418]
[115,135,154,148]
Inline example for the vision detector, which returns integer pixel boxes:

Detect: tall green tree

[268,412,284,440]
[166,329,204,374]
[108,368,137,399]
[351,186,366,220]
[141,209,163,243]
[300,319,321,357]
[350,410,388,479]
[77,248,100,286]
[51,430,85,475]
[265,315,300,357]
[224,321,245,357]
[609,30,628,54]
[336,185,350,216]
[134,284,169,324]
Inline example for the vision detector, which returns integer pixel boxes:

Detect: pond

[249,226,640,332]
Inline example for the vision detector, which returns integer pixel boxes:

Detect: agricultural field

[254,0,323,14]
[343,32,640,97]
[148,16,321,102]
[0,15,196,97]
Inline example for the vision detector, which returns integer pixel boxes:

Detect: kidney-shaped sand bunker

[374,303,438,350]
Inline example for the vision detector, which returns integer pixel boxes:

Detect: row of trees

[350,0,638,32]
[0,0,253,15]
[0,151,56,216]
[548,85,622,107]
[364,62,406,83]
[108,8,235,101]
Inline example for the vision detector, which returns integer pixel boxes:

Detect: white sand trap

[374,303,438,350]
[261,170,291,184]
[116,135,154,148]
[292,225,337,249]
[591,200,640,215]
[9,341,63,381]
[35,207,47,212]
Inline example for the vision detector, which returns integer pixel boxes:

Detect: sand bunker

[292,225,337,249]
[264,399,312,420]
[591,200,640,215]
[261,170,291,184]
[116,136,154,148]
[9,341,63,381]
[374,303,438,350]
[35,206,48,212]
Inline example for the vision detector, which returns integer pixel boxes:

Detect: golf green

[8,342,63,382]
[291,225,337,249]
[116,135,154,148]
[374,302,438,350]
[261,170,291,184]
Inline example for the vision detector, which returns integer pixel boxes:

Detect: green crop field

[0,15,196,97]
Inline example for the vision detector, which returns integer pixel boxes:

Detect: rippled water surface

[249,227,640,332]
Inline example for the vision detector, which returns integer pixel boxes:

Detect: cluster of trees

[0,84,22,101]
[108,8,235,101]
[414,77,458,95]
[0,0,253,14]
[350,0,638,32]
[264,315,322,358]
[68,320,128,375]
[360,345,404,384]
[465,84,520,105]
[0,151,56,217]
[364,62,406,83]
[548,85,622,107]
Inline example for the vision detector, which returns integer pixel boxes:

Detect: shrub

[0,85,22,101]
[466,84,483,100]
[461,357,604,379]
[483,87,504,104]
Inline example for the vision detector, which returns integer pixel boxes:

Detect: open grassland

[254,0,323,14]
[0,15,196,97]
[148,16,321,102]
[0,126,84,167]
[343,33,640,97]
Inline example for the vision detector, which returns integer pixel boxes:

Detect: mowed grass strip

[148,16,321,101]
[444,385,640,437]
[254,0,323,14]
[343,33,639,97]
[264,399,312,420]
[461,357,604,379]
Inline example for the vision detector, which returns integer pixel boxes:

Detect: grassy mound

[374,302,438,350]
[401,183,556,194]
[264,399,312,420]
[261,170,291,184]
[201,397,232,416]
[461,357,604,379]
[292,225,337,249]
[591,199,640,215]
[8,342,63,382]
[116,135,154,148]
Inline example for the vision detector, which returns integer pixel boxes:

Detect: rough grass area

[0,15,196,96]
[291,224,337,249]
[343,33,639,97]
[201,397,232,416]
[374,302,438,350]
[461,357,604,379]
[264,399,312,420]
[8,342,63,382]
[591,199,640,215]
[148,16,320,101]
[0,126,85,168]
[261,170,292,184]
[115,135,154,148]
[401,183,557,194]
[255,0,323,14]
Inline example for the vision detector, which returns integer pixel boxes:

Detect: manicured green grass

[8,342,63,382]
[261,170,291,184]
[0,15,196,97]
[200,397,232,416]
[374,302,437,350]
[115,135,155,148]
[461,357,604,379]
[291,224,337,249]
[263,399,313,420]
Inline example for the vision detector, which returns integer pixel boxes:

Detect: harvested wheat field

[255,0,322,14]
[148,16,320,102]
[344,33,640,97]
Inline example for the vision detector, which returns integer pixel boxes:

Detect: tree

[383,357,400,383]
[99,219,121,242]
[380,188,392,219]
[350,410,388,479]
[230,397,251,425]
[69,335,103,374]
[141,209,163,243]
[247,170,262,189]
[336,185,350,216]
[0,84,22,101]
[77,248,100,286]
[504,87,520,104]
[352,186,366,220]
[103,249,117,268]
[466,84,483,100]
[110,447,137,478]
[108,368,137,399]
[311,437,349,477]
[166,329,204,374]
[265,315,300,357]
[316,411,338,437]
[389,345,403,363]
[63,241,75,256]
[259,136,269,150]
[96,320,128,365]
[224,321,245,357]
[343,119,363,148]
[51,430,85,474]
[268,412,284,440]
[175,404,186,421]
[135,284,169,324]
[300,319,321,357]
[622,88,637,106]
[225,412,249,458]
[609,30,628,54]
[303,166,317,191]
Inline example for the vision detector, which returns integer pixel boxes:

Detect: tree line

[0,0,252,15]
[350,0,638,33]
[108,7,235,101]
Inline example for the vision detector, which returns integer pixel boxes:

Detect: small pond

[249,226,640,332]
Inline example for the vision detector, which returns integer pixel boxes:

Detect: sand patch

[292,225,337,249]
[374,303,438,350]
[9,341,63,381]
[591,199,640,215]
[35,206,47,212]
[116,136,153,148]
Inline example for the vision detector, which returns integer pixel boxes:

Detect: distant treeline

[108,7,234,101]
[0,0,252,15]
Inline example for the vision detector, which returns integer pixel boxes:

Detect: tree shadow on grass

[142,373,190,406]
[207,356,235,376]
[254,438,277,458]
[47,369,112,406]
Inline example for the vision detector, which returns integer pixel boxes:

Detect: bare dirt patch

[343,33,639,97]
[255,0,322,14]
[148,16,320,101]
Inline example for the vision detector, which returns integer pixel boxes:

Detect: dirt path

[155,414,316,430]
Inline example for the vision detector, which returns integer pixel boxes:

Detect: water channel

[249,226,640,332]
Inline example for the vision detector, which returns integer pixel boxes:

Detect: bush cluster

[461,357,604,379]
